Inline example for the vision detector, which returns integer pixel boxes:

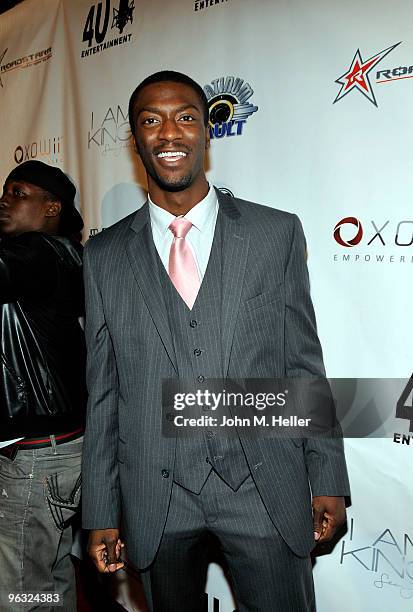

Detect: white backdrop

[1,1,412,610]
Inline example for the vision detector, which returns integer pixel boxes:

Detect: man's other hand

[88,528,125,573]
[312,496,346,544]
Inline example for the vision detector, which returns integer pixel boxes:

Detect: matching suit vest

[156,214,250,493]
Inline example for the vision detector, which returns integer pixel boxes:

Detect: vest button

[161,469,170,478]
[197,375,205,383]
[190,320,198,328]
[194,348,202,356]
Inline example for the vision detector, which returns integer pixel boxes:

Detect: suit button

[161,469,170,478]
[190,320,198,328]
[207,431,216,439]
[166,413,174,421]
[194,348,202,356]
[197,375,205,383]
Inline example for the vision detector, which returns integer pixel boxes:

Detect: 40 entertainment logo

[203,76,258,139]
[0,46,52,89]
[333,42,402,107]
[394,374,413,447]
[81,0,135,59]
[194,0,230,12]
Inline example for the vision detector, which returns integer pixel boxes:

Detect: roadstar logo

[0,46,53,88]
[333,42,401,106]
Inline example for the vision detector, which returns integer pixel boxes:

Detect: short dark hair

[128,70,210,138]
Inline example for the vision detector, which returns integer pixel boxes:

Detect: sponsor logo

[194,0,230,11]
[340,519,413,600]
[332,217,413,264]
[333,217,363,247]
[204,76,258,139]
[0,46,52,88]
[13,136,63,165]
[376,63,413,84]
[394,374,413,445]
[87,103,133,156]
[334,42,401,106]
[81,0,135,59]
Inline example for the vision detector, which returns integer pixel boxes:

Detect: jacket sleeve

[0,233,57,304]
[81,240,121,529]
[285,215,350,497]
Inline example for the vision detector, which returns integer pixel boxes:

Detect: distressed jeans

[0,437,82,611]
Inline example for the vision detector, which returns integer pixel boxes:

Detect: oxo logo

[333,217,413,247]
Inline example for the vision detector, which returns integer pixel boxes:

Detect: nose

[158,118,182,142]
[0,190,10,207]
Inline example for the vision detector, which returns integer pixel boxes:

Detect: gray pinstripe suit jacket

[82,188,350,569]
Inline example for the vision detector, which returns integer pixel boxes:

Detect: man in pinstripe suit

[82,71,350,611]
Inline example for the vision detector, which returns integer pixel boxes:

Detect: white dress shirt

[148,184,219,281]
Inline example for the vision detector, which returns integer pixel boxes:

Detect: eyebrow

[137,104,200,117]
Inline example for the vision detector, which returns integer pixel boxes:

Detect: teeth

[157,151,187,158]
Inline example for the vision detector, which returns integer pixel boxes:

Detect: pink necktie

[168,217,200,309]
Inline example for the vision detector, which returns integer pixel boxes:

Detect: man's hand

[312,496,346,544]
[88,528,125,573]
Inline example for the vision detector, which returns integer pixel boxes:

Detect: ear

[45,201,62,218]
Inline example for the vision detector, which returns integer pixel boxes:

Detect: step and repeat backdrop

[1,1,412,610]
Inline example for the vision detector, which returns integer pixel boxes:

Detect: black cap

[5,160,83,236]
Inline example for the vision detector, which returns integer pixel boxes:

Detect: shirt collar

[148,184,217,237]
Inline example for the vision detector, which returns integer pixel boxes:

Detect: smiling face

[0,180,61,237]
[131,81,210,206]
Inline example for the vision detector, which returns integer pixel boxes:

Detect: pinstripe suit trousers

[140,470,315,612]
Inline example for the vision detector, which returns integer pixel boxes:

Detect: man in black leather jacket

[0,160,87,612]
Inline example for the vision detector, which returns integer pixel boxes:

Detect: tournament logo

[333,42,401,106]
[87,103,133,156]
[204,76,258,139]
[0,46,52,89]
[81,0,135,59]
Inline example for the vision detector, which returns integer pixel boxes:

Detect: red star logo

[334,42,401,106]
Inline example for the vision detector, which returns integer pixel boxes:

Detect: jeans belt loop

[50,434,57,455]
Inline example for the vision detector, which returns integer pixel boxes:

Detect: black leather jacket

[0,232,87,440]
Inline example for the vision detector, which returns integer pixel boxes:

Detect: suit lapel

[216,189,250,377]
[125,203,177,372]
